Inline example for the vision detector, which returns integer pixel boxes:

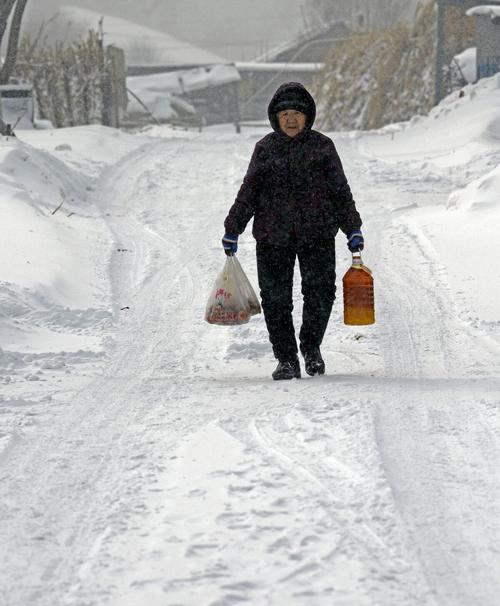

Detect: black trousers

[256,240,337,362]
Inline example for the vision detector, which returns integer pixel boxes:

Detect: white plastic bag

[205,256,261,325]
[232,256,262,317]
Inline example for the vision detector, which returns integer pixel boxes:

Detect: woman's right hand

[222,233,238,256]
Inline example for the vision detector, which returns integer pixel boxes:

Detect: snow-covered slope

[361,73,500,168]
[1,72,500,605]
[49,5,227,65]
[0,125,147,396]
[25,0,305,62]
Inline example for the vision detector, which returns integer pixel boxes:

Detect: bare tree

[0,0,29,84]
[0,0,17,43]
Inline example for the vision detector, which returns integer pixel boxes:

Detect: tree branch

[0,0,17,47]
[0,0,28,84]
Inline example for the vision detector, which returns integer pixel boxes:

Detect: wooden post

[105,46,127,128]
[232,82,241,134]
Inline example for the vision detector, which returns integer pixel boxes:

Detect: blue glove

[347,230,364,252]
[222,233,238,256]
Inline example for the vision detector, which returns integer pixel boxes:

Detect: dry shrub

[314,1,474,130]
[15,30,108,127]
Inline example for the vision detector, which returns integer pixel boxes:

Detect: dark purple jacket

[224,83,362,247]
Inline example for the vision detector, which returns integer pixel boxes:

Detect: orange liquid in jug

[342,255,375,326]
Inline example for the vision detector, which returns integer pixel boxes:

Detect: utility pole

[435,0,445,104]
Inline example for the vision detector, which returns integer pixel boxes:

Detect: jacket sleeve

[326,140,362,235]
[224,143,263,235]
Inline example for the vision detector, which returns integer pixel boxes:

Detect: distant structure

[466,4,500,79]
[235,62,323,124]
[58,8,243,129]
[125,20,352,128]
[63,10,362,129]
[435,0,500,101]
[236,21,351,123]
[127,65,241,130]
[0,84,35,130]
[256,20,350,64]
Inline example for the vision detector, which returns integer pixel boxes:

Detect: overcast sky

[25,0,306,61]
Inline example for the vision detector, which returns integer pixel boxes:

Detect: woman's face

[277,109,306,138]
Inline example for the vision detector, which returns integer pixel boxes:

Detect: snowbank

[0,137,94,309]
[21,125,147,177]
[360,72,500,168]
[448,164,500,210]
[467,5,500,18]
[0,126,146,362]
[357,70,500,328]
[453,47,477,84]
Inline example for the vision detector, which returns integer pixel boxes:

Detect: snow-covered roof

[235,62,324,73]
[55,5,227,66]
[126,64,240,120]
[127,64,240,97]
[467,5,500,18]
[0,84,33,93]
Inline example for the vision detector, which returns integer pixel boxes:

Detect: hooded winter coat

[224,82,362,247]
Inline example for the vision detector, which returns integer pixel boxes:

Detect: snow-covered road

[1,101,500,605]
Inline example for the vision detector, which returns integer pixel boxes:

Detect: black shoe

[272,357,301,380]
[301,346,325,376]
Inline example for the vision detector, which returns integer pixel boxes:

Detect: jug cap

[350,252,373,275]
[352,252,363,266]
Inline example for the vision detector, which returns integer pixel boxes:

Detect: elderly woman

[222,82,364,380]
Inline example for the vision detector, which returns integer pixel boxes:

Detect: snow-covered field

[1,75,500,606]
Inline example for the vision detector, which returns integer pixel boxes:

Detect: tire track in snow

[0,136,226,605]
[359,147,500,606]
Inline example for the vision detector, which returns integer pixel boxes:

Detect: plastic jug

[342,252,375,325]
